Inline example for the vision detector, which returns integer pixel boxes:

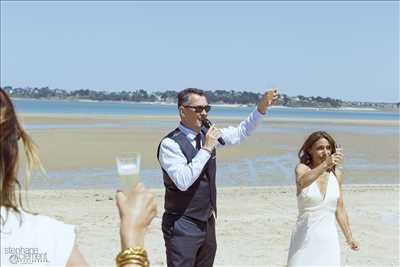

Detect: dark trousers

[162,213,217,267]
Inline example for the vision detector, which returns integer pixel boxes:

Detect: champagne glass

[335,144,343,169]
[116,153,141,193]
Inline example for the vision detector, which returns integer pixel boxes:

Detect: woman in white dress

[0,88,157,267]
[287,131,359,266]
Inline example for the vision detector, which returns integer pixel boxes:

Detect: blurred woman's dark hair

[0,88,44,222]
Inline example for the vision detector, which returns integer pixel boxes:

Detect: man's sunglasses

[183,105,211,113]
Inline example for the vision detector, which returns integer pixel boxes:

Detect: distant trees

[276,94,343,108]
[2,85,397,110]
[204,90,259,105]
[157,90,177,102]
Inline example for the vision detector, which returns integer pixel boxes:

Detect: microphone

[202,118,226,145]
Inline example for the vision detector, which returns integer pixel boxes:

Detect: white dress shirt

[158,109,264,191]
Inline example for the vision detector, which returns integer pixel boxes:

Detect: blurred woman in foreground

[0,88,156,267]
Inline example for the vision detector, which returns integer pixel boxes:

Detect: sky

[1,1,398,102]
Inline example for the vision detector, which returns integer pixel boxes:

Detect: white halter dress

[287,171,341,266]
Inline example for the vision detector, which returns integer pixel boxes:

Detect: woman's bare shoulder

[295,163,311,174]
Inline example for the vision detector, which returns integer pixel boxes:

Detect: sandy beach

[16,114,400,266]
[23,185,399,266]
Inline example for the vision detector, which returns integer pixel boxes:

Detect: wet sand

[21,114,399,184]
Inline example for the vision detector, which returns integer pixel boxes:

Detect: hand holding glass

[116,153,141,193]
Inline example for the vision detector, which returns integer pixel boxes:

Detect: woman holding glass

[287,131,359,266]
[0,88,156,267]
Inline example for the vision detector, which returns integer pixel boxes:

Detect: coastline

[12,97,400,113]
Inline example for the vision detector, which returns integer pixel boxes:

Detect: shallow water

[28,153,399,190]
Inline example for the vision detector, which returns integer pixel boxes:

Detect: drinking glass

[116,153,141,193]
[335,144,343,169]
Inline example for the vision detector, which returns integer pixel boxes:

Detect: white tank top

[1,207,75,267]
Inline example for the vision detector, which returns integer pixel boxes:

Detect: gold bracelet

[117,257,148,267]
[116,247,149,267]
[119,259,148,267]
[118,255,146,263]
[117,254,148,266]
[118,247,147,257]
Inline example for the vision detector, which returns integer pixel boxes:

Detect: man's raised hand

[257,88,278,114]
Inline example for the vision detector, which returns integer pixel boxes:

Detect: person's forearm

[297,161,329,189]
[119,230,147,267]
[120,222,145,249]
[119,222,147,267]
[336,208,353,242]
[221,109,263,146]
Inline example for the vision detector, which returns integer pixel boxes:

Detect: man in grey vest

[157,88,277,267]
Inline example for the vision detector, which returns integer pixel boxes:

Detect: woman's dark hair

[298,131,337,168]
[0,88,44,222]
